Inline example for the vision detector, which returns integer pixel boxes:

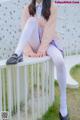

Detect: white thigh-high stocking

[47,44,68,117]
[15,17,40,56]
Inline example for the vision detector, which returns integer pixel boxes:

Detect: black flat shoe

[59,112,70,120]
[6,53,23,65]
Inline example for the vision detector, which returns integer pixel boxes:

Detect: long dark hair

[28,0,51,21]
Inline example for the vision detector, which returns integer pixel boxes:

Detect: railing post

[0,57,55,120]
[24,65,28,120]
[0,69,2,112]
[7,66,12,120]
[16,66,20,120]
[31,64,35,120]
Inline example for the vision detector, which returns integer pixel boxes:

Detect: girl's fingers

[28,52,46,57]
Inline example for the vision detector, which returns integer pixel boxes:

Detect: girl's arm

[23,44,37,57]
[38,3,58,52]
[23,44,32,55]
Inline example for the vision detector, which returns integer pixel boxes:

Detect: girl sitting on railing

[6,0,70,120]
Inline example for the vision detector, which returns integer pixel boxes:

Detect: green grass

[42,64,80,120]
[42,82,60,120]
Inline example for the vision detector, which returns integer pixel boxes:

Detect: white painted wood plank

[0,69,2,112]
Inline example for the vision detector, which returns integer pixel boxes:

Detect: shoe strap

[11,54,18,59]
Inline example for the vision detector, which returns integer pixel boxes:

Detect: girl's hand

[24,50,47,57]
[23,45,47,57]
[23,47,37,57]
[23,44,38,57]
[36,49,47,57]
[25,51,37,57]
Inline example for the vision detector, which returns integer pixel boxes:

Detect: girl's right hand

[23,44,37,57]
[27,51,37,57]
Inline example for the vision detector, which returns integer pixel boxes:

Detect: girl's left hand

[36,49,47,57]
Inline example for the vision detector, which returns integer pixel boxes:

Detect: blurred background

[0,0,80,60]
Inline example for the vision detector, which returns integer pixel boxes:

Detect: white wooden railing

[0,56,55,120]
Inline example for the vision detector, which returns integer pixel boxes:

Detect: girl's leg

[6,16,41,65]
[15,16,40,56]
[47,44,68,117]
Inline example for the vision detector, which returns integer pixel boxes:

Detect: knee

[23,16,37,31]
